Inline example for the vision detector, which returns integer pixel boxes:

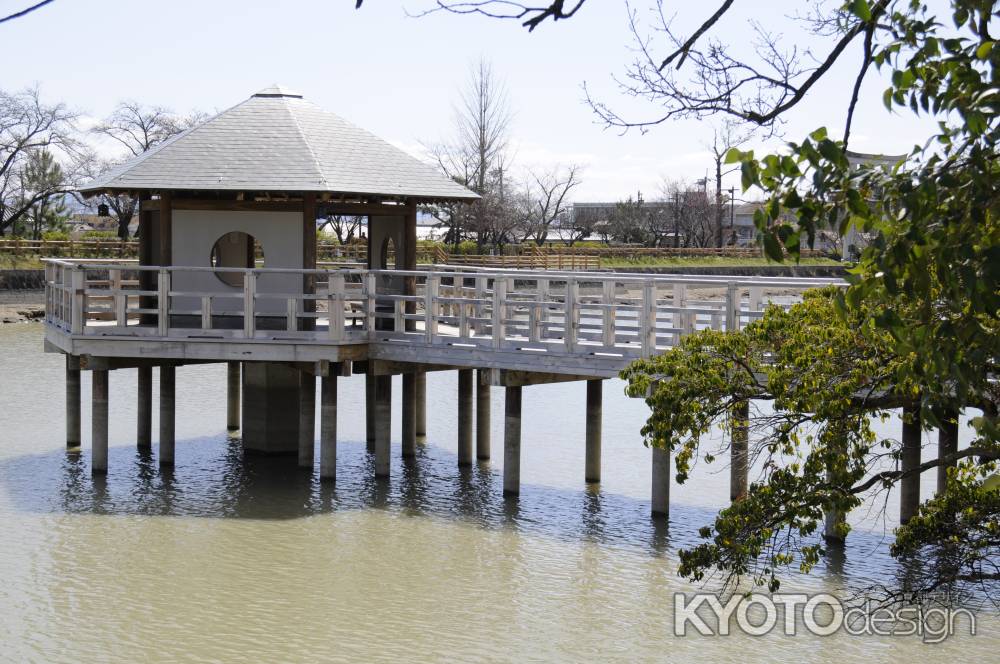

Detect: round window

[210,232,261,287]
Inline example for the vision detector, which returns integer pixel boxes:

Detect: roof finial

[253,84,303,99]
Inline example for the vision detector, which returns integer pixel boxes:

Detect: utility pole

[729,186,736,246]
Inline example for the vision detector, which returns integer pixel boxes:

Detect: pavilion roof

[80,86,478,202]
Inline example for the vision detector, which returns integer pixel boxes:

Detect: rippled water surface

[0,323,995,661]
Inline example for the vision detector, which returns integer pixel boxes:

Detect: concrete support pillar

[241,362,300,454]
[900,403,922,524]
[585,379,602,483]
[503,386,522,496]
[823,425,848,546]
[476,370,491,460]
[66,355,81,447]
[366,373,376,452]
[137,366,152,448]
[159,365,176,466]
[226,361,240,431]
[91,369,109,474]
[651,446,670,517]
[402,373,416,457]
[730,400,749,502]
[374,375,391,478]
[415,371,427,438]
[937,409,959,494]
[298,371,316,469]
[458,369,474,466]
[320,374,337,481]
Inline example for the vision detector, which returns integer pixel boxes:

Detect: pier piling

[651,446,670,517]
[91,369,109,474]
[585,380,602,483]
[900,404,922,524]
[402,372,416,457]
[226,361,240,431]
[730,400,749,502]
[415,371,427,438]
[476,370,491,461]
[374,375,391,477]
[159,365,176,466]
[458,369,474,466]
[298,371,316,468]
[366,373,376,452]
[937,409,958,494]
[66,355,81,448]
[320,374,338,480]
[137,366,152,448]
[503,386,522,495]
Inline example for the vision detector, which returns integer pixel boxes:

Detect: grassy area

[0,255,47,270]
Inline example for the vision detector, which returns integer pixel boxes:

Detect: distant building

[841,150,906,259]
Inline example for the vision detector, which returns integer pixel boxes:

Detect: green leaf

[762,232,783,261]
[848,0,871,21]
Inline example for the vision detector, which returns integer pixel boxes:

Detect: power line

[0,0,56,26]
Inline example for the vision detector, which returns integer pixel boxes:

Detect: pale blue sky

[2,0,939,200]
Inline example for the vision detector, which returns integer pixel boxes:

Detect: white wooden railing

[43,259,842,360]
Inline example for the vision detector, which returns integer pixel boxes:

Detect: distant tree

[17,149,68,239]
[0,87,79,236]
[522,164,581,245]
[89,101,206,239]
[320,214,363,244]
[706,120,752,247]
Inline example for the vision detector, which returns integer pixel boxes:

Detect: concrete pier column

[241,362,301,454]
[374,375,392,478]
[937,409,959,494]
[298,371,316,469]
[476,370,491,460]
[823,425,848,546]
[226,361,240,431]
[585,380,602,483]
[651,446,670,517]
[900,403,922,524]
[503,386,522,496]
[137,366,152,448]
[402,373,416,457]
[730,400,749,502]
[320,374,338,481]
[458,369,474,466]
[159,365,176,466]
[415,371,427,438]
[91,369,109,474]
[66,355,81,447]
[366,373,376,452]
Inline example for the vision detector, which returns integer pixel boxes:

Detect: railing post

[365,272,377,336]
[286,297,298,332]
[492,276,506,349]
[602,279,616,348]
[425,274,439,343]
[200,296,212,330]
[243,270,256,339]
[474,275,487,334]
[156,268,170,336]
[393,297,404,332]
[328,272,345,341]
[70,266,85,334]
[725,281,739,332]
[641,280,656,358]
[749,285,763,313]
[536,278,549,339]
[564,278,578,352]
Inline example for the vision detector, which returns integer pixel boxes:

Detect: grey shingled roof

[80,86,478,201]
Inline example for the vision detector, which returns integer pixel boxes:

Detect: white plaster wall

[172,210,303,315]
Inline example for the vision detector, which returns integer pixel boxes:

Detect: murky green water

[0,323,995,661]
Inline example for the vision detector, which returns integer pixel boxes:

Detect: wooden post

[137,365,152,447]
[601,280,616,349]
[424,274,439,343]
[302,193,317,332]
[641,280,656,357]
[91,369,109,474]
[320,374,338,481]
[159,365,176,466]
[157,268,170,337]
[900,403,922,524]
[374,374,391,478]
[651,446,670,517]
[937,409,959,494]
[402,372,416,457]
[415,372,427,438]
[725,281,739,332]
[458,369,474,466]
[226,362,240,431]
[477,370,491,460]
[243,271,256,338]
[585,379,602,483]
[730,400,749,502]
[366,372,376,451]
[492,277,506,349]
[503,385,522,496]
[298,371,316,469]
[66,354,81,447]
[328,272,345,340]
